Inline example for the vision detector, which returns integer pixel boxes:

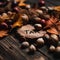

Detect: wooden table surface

[0,36,60,60]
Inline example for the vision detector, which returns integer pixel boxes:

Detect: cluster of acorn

[13,13,60,54]
[44,34,60,53]
[8,17,60,55]
[19,24,60,54]
[20,37,44,53]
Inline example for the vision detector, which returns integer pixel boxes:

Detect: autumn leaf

[12,14,23,28]
[47,27,59,35]
[18,0,27,6]
[45,18,57,28]
[0,30,8,38]
[53,6,60,11]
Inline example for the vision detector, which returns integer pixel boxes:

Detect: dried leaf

[53,6,60,11]
[12,20,23,28]
[45,18,58,28]
[2,13,9,20]
[12,15,23,28]
[56,21,60,25]
[18,0,27,6]
[47,27,59,35]
[0,30,8,38]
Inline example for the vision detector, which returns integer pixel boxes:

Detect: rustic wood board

[0,36,47,60]
[0,36,60,60]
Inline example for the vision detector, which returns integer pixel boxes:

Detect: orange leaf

[47,27,59,35]
[0,30,8,38]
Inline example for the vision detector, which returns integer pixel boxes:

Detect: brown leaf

[45,18,57,28]
[47,27,59,35]
[18,0,27,6]
[12,20,23,28]
[0,30,8,38]
[53,6,60,11]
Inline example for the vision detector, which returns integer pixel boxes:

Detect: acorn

[44,34,50,43]
[44,34,50,39]
[21,41,29,48]
[49,45,55,52]
[51,34,59,42]
[8,11,13,15]
[34,24,42,30]
[36,9,43,14]
[26,4,31,9]
[41,6,47,10]
[34,17,41,23]
[55,41,60,52]
[48,7,54,11]
[58,41,60,46]
[36,38,44,45]
[56,46,60,52]
[29,45,36,52]
[21,14,29,21]
[39,56,45,60]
